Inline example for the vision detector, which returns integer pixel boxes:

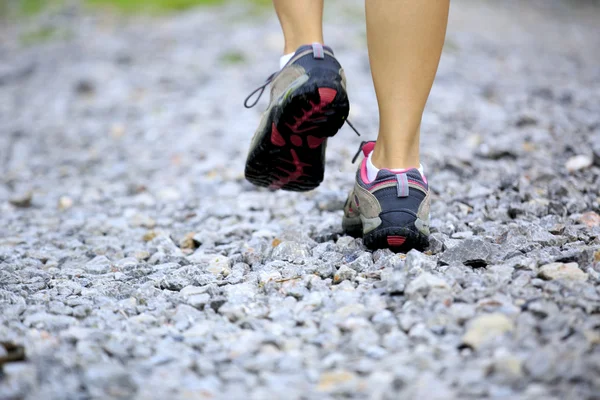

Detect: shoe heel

[363,226,429,253]
[386,235,407,248]
[245,69,349,192]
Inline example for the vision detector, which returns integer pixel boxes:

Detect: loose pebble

[462,314,515,350]
[538,262,588,281]
[565,155,593,172]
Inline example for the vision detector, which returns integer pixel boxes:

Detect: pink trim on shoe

[362,142,376,157]
[388,168,427,184]
[360,158,371,183]
[369,179,397,191]
[383,167,427,185]
[381,167,410,174]
[359,142,426,185]
[359,142,376,183]
[408,179,427,190]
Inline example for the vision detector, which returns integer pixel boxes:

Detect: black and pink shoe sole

[245,70,349,192]
[363,226,429,253]
[343,218,429,253]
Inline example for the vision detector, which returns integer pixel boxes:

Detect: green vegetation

[19,0,47,15]
[86,0,224,13]
[0,0,59,18]
[19,26,72,46]
[91,0,271,13]
[1,0,272,17]
[219,50,246,65]
[20,26,57,45]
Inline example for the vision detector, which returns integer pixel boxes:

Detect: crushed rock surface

[1,0,600,398]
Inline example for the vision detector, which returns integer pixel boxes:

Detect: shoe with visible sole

[342,141,430,252]
[244,43,349,192]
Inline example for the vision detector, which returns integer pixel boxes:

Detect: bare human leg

[274,0,325,54]
[244,0,349,191]
[366,0,449,170]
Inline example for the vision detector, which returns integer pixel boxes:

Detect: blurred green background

[2,0,598,18]
[2,0,598,48]
[0,0,270,16]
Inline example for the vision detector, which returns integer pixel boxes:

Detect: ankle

[372,126,421,170]
[366,151,423,182]
[283,39,324,55]
[371,147,420,170]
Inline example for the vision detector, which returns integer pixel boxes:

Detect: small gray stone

[381,270,406,294]
[316,369,361,393]
[538,262,587,281]
[184,290,211,308]
[60,327,104,342]
[54,281,83,296]
[224,282,257,302]
[347,253,373,272]
[180,285,209,297]
[405,273,450,296]
[448,303,476,324]
[439,238,496,267]
[171,304,203,330]
[0,362,37,398]
[258,268,282,285]
[206,255,232,276]
[158,272,192,291]
[525,299,560,318]
[315,262,335,278]
[149,233,184,257]
[523,348,557,381]
[452,231,474,239]
[489,350,523,381]
[566,154,593,172]
[179,285,210,308]
[271,241,310,262]
[128,212,156,228]
[85,255,111,274]
[281,279,308,299]
[189,253,232,276]
[333,265,357,284]
[225,262,248,285]
[462,313,514,349]
[427,233,445,254]
[405,249,437,273]
[9,191,33,208]
[312,242,335,258]
[403,372,455,400]
[335,236,363,254]
[526,224,564,246]
[84,363,137,399]
[24,313,77,330]
[114,257,138,269]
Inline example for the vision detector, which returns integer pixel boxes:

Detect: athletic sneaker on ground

[342,141,430,252]
[244,43,349,192]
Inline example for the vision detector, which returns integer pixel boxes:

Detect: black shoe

[244,44,349,192]
[342,141,430,252]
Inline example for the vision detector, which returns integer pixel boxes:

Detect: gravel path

[1,1,600,399]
